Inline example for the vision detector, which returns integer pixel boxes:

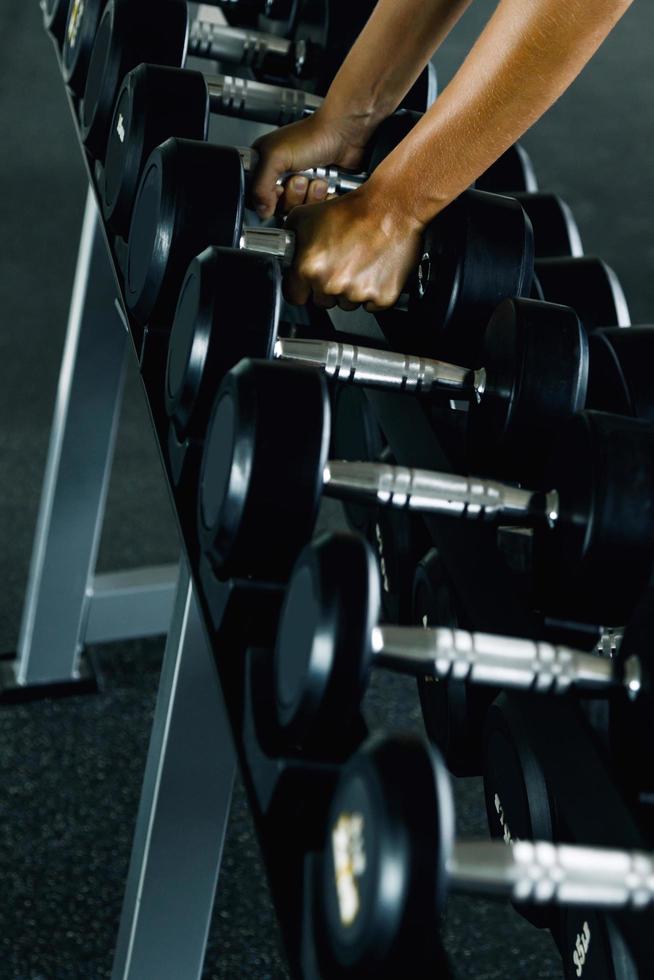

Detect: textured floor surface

[0,1,652,977]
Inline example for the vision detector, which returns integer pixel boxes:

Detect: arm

[280,0,633,309]
[250,0,473,217]
[370,0,634,227]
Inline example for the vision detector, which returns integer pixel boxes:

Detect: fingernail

[313,182,328,200]
[292,176,309,193]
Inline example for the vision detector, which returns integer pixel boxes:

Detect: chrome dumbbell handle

[274,337,485,400]
[206,74,322,125]
[372,626,641,696]
[239,226,295,265]
[238,148,366,196]
[450,840,654,909]
[189,18,294,69]
[322,460,558,526]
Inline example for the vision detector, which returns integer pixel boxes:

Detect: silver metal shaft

[450,840,654,909]
[206,74,322,126]
[322,460,559,526]
[274,337,485,400]
[239,226,295,266]
[189,20,292,69]
[239,147,365,195]
[371,626,635,694]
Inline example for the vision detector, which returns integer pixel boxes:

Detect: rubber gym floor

[0,2,652,977]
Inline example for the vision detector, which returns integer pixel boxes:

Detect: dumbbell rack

[25,24,654,980]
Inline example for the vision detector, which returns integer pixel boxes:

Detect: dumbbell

[80,0,405,157]
[534,256,631,331]
[199,360,654,623]
[484,695,644,977]
[476,141,538,194]
[192,0,381,96]
[126,138,533,336]
[276,296,587,483]
[165,249,582,488]
[43,0,70,47]
[79,0,319,155]
[316,733,652,978]
[513,192,583,258]
[272,532,641,749]
[101,64,364,236]
[66,0,317,103]
[587,326,654,421]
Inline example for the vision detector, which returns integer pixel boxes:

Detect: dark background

[0,1,651,977]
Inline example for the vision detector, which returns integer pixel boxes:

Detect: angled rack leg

[12,187,129,689]
[111,561,236,980]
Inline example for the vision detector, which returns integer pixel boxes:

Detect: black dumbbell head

[197,359,330,581]
[535,411,654,623]
[475,143,538,194]
[166,246,282,442]
[126,139,244,325]
[535,256,631,331]
[81,0,189,158]
[274,533,380,744]
[62,0,104,96]
[407,190,535,363]
[468,298,588,482]
[483,694,556,930]
[103,64,209,236]
[512,192,583,259]
[559,909,636,980]
[587,326,654,423]
[319,735,453,975]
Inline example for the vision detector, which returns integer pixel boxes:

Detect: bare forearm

[369,0,633,225]
[320,0,473,133]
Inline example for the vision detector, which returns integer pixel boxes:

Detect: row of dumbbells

[44,2,654,976]
[134,161,653,978]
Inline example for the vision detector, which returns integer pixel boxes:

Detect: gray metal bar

[15,187,129,686]
[111,562,236,980]
[83,564,178,645]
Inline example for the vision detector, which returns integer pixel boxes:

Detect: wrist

[363,166,431,236]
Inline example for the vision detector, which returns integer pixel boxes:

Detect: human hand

[283,185,424,311]
[249,109,373,219]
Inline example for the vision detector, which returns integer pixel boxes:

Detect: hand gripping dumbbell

[316,734,654,978]
[101,65,365,236]
[272,532,642,748]
[198,359,654,623]
[101,70,437,237]
[125,138,534,337]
